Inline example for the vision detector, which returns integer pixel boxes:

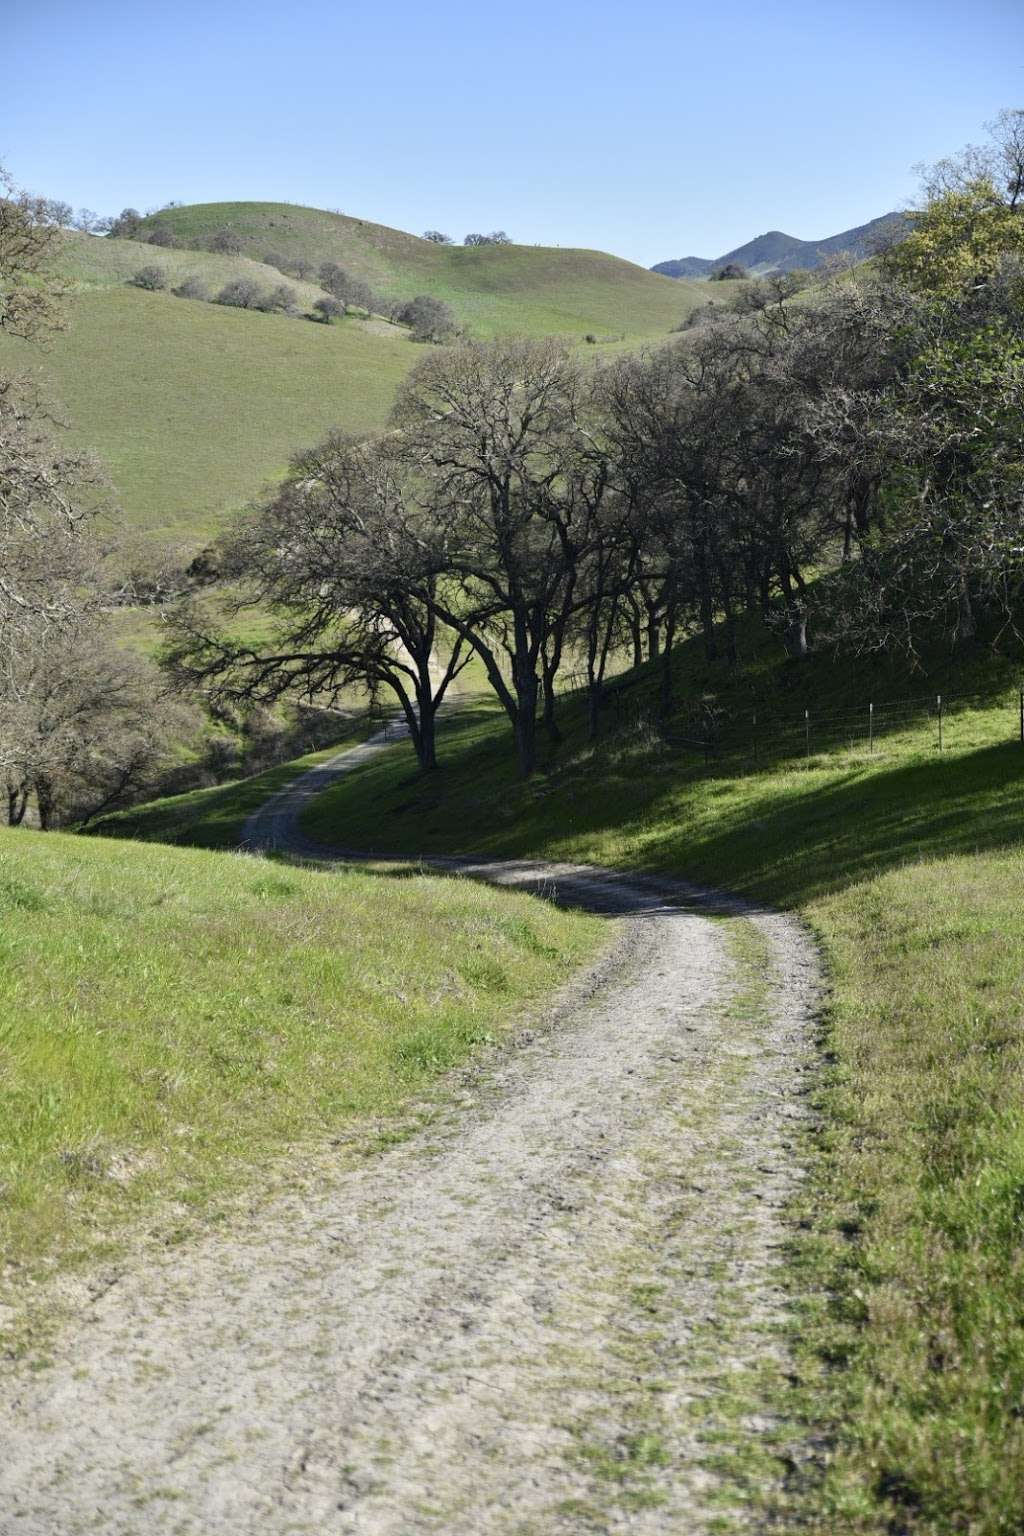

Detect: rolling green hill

[0,216,720,553]
[136,201,716,340]
[0,262,411,548]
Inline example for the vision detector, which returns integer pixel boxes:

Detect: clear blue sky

[5,0,1023,267]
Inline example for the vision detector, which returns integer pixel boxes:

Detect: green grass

[0,215,725,552]
[135,201,721,341]
[248,623,1023,1536]
[90,731,373,850]
[0,281,412,547]
[0,822,603,1331]
[54,228,331,308]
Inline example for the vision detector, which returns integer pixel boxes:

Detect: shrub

[397,294,458,342]
[313,296,344,324]
[129,264,168,291]
[172,276,208,301]
[256,284,297,314]
[208,229,243,255]
[215,279,263,309]
[145,224,178,248]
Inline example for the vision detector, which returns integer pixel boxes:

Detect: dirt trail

[1,733,821,1534]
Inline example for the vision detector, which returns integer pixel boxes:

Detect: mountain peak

[652,212,907,280]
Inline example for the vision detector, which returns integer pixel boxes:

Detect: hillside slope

[136,201,715,339]
[0,218,719,551]
[653,211,907,278]
[0,281,411,548]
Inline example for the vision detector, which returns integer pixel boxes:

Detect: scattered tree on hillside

[129,264,168,290]
[145,224,178,247]
[5,616,183,828]
[257,283,297,313]
[0,168,69,339]
[318,260,353,298]
[72,208,102,233]
[710,262,747,280]
[172,275,208,300]
[106,207,144,240]
[312,296,344,324]
[423,230,453,244]
[463,231,512,246]
[397,294,458,342]
[317,262,377,312]
[215,278,264,309]
[43,199,73,227]
[207,228,243,254]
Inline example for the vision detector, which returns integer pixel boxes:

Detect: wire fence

[657,686,1024,769]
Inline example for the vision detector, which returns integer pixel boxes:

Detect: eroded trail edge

[2,735,822,1535]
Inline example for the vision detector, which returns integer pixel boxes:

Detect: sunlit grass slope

[56,228,330,307]
[137,201,718,340]
[0,283,411,546]
[0,823,602,1313]
[0,218,720,550]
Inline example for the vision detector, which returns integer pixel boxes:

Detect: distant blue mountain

[652,212,909,280]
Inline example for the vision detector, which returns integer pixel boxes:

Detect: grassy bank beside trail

[292,662,1024,1533]
[89,722,375,850]
[0,825,603,1338]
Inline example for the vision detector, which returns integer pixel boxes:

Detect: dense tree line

[172,113,1024,779]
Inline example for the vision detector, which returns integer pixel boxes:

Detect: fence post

[869,701,874,754]
[937,694,943,753]
[805,708,810,761]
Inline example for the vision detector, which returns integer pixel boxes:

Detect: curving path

[1,731,821,1535]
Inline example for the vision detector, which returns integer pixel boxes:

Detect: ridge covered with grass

[135,201,718,340]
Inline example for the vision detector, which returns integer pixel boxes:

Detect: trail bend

[1,728,821,1535]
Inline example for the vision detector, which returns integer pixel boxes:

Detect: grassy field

[107,609,1024,1536]
[0,217,724,552]
[0,282,411,547]
[135,201,720,341]
[55,228,331,308]
[0,814,603,1340]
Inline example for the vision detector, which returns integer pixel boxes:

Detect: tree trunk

[540,645,561,744]
[658,611,678,718]
[35,780,54,830]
